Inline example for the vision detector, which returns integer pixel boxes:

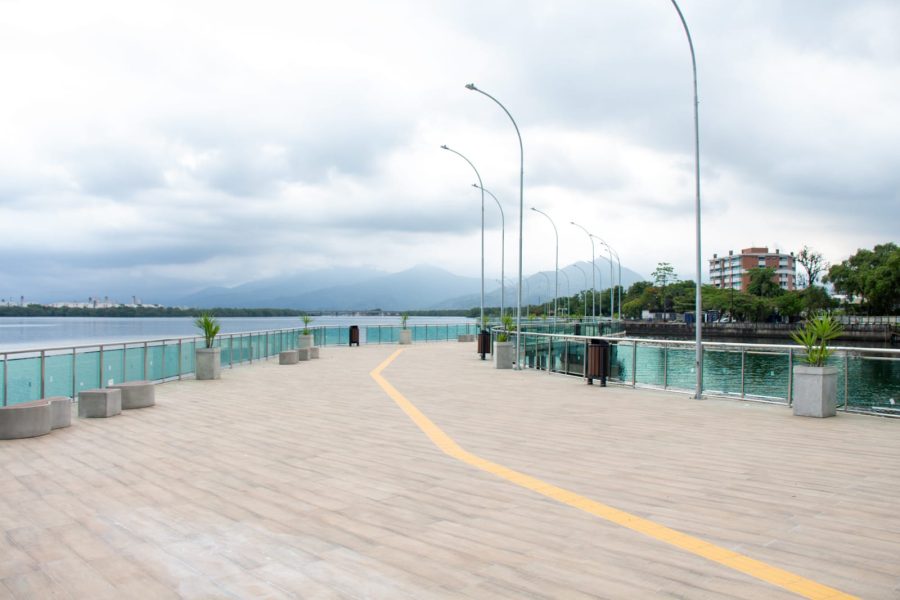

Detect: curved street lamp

[530,207,558,327]
[559,268,571,317]
[669,0,703,399]
[440,144,485,358]
[465,83,524,369]
[593,236,621,321]
[474,184,505,320]
[571,222,596,319]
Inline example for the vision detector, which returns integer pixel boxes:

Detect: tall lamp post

[559,269,571,317]
[440,144,486,359]
[465,83,524,368]
[595,237,621,321]
[571,222,596,320]
[530,207,558,327]
[669,0,703,399]
[569,263,589,315]
[474,184,505,320]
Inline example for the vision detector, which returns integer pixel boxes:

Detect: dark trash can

[586,339,610,386]
[574,322,582,336]
[477,330,491,360]
[349,325,360,347]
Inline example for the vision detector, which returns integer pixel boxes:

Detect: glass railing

[1,322,480,406]
[513,331,900,416]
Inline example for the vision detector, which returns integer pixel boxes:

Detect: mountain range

[175,261,646,311]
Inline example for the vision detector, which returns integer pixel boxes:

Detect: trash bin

[349,325,360,347]
[476,330,491,360]
[573,322,582,336]
[586,339,610,386]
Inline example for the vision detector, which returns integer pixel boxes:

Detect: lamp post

[594,237,621,321]
[569,264,588,305]
[530,207,558,328]
[465,83,524,369]
[559,269,571,317]
[440,144,486,359]
[571,222,596,320]
[474,184,505,320]
[537,271,552,317]
[669,0,703,399]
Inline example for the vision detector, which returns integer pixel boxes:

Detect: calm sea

[0,316,472,353]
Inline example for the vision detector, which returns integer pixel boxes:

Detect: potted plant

[299,314,315,349]
[790,313,843,417]
[399,313,412,345]
[194,312,221,380]
[494,314,515,369]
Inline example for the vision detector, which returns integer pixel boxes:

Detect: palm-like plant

[497,313,515,343]
[790,313,843,366]
[401,313,409,330]
[194,313,221,349]
[301,314,313,335]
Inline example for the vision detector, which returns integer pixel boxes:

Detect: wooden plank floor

[1,342,898,599]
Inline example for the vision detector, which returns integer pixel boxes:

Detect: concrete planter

[494,341,514,369]
[792,365,838,417]
[196,347,221,380]
[399,329,412,345]
[298,334,315,349]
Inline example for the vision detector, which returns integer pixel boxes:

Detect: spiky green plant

[194,313,220,349]
[401,312,409,330]
[301,314,313,335]
[790,313,843,366]
[497,313,515,343]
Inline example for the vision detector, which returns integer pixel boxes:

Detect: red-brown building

[709,247,796,292]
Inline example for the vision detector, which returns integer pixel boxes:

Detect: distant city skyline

[0,0,897,302]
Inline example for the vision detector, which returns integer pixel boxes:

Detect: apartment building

[709,247,796,292]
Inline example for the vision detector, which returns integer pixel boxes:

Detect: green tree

[796,245,827,287]
[651,263,677,288]
[825,243,900,315]
[746,267,784,298]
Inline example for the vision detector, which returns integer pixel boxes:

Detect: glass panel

[163,343,180,378]
[147,345,165,380]
[76,350,101,392]
[365,326,382,344]
[567,340,585,376]
[0,358,4,405]
[7,356,41,404]
[846,356,900,412]
[701,349,742,396]
[412,325,426,342]
[125,346,145,381]
[102,348,124,386]
[550,339,566,373]
[181,340,196,374]
[616,342,635,383]
[635,345,665,386]
[45,353,74,398]
[743,351,790,402]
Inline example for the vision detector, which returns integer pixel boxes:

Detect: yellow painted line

[370,348,857,600]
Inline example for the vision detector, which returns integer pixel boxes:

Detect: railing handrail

[513,330,900,356]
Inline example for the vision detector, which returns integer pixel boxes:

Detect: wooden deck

[1,342,898,599]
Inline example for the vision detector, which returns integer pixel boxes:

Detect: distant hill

[176,260,645,311]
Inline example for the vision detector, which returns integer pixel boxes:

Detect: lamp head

[472,183,479,189]
[465,83,477,90]
[530,207,537,211]
[440,144,449,150]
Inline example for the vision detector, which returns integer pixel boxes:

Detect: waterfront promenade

[1,342,898,598]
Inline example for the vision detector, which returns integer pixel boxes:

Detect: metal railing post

[143,342,148,380]
[2,353,6,406]
[122,344,127,383]
[40,350,46,398]
[99,345,105,388]
[178,339,183,380]
[787,349,793,406]
[564,340,569,374]
[230,334,234,368]
[740,349,746,398]
[843,352,849,410]
[265,332,269,359]
[663,345,668,389]
[71,348,76,398]
[632,343,637,387]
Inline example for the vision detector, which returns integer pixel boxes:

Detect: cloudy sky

[1,0,897,302]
